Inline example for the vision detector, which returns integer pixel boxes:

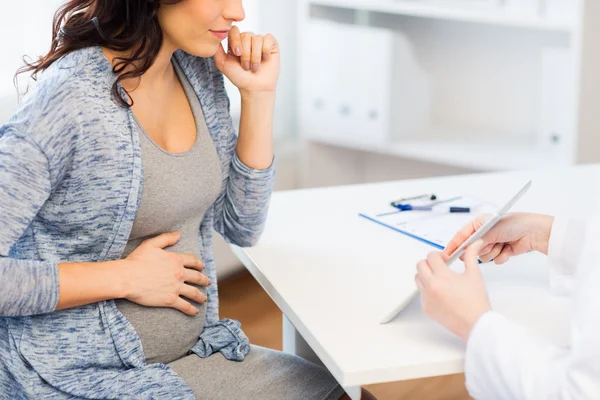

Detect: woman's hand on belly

[122,231,210,316]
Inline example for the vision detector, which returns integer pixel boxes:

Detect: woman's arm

[0,259,60,316]
[213,91,276,248]
[0,126,123,317]
[55,260,127,311]
[3,233,210,317]
[235,91,275,170]
[0,126,59,316]
[211,30,279,247]
[56,232,209,314]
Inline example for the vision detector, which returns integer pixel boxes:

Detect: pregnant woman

[0,0,358,398]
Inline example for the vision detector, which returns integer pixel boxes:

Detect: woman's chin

[180,41,223,58]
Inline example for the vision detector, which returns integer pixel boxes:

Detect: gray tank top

[115,60,222,365]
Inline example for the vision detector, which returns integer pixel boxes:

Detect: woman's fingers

[262,33,275,61]
[228,25,242,56]
[167,252,204,272]
[170,296,201,316]
[183,268,211,287]
[226,30,274,73]
[170,253,210,285]
[143,231,181,249]
[251,35,263,72]
[240,31,253,70]
[179,284,208,305]
[174,253,204,271]
[225,30,278,73]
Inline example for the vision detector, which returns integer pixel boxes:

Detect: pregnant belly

[114,284,208,365]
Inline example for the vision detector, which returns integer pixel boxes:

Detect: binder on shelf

[537,47,576,164]
[299,20,339,140]
[299,20,432,146]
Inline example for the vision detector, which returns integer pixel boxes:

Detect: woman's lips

[210,30,230,40]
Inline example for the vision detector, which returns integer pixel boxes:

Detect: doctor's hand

[444,213,555,265]
[416,241,492,341]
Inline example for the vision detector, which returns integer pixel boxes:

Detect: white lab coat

[464,216,600,400]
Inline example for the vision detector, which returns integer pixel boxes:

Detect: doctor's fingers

[416,260,433,286]
[426,251,451,275]
[444,214,491,257]
[479,243,505,263]
[493,244,515,265]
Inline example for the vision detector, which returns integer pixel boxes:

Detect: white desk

[231,165,598,399]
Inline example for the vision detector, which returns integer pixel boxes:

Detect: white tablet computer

[380,180,532,324]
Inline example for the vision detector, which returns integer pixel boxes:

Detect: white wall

[0,0,62,123]
[225,0,298,142]
[257,0,298,142]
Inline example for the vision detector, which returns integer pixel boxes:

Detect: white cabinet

[297,0,600,172]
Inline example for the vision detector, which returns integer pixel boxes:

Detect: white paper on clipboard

[359,196,498,251]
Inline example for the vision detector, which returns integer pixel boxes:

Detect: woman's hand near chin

[214,26,280,95]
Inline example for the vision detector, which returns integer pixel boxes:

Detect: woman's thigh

[168,345,344,400]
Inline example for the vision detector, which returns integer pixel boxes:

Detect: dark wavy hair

[17,0,182,107]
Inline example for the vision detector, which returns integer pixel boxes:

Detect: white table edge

[342,359,467,388]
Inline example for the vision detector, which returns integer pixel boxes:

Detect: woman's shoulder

[5,47,126,173]
[27,47,99,95]
[17,47,110,118]
[12,48,118,128]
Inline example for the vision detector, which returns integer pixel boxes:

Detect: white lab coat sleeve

[464,215,600,400]
[547,216,585,294]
